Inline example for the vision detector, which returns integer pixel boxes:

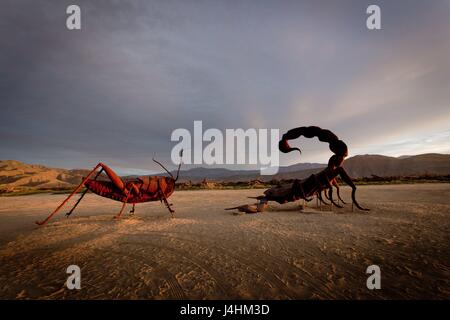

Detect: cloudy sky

[1,0,449,174]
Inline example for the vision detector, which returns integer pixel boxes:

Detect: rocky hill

[343,153,450,178]
[0,160,90,193]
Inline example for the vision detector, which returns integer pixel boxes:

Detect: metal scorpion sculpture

[227,126,369,213]
[36,152,183,225]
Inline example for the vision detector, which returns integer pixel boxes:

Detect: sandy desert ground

[0,183,449,299]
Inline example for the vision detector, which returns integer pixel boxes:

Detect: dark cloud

[1,0,449,173]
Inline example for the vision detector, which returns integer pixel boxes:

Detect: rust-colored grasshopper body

[36,153,182,225]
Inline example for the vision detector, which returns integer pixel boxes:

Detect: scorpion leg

[333,179,347,205]
[317,190,330,206]
[328,186,343,208]
[337,167,369,211]
[130,203,135,214]
[336,189,347,205]
[324,189,331,201]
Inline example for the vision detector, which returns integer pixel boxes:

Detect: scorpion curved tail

[279,126,348,160]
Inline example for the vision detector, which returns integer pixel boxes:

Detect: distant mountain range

[173,162,326,182]
[175,153,450,182]
[1,153,449,192]
[343,153,450,178]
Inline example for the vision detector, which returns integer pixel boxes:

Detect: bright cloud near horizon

[1,0,450,174]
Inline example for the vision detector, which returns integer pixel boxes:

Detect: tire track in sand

[122,232,302,299]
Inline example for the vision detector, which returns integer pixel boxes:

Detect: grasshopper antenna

[175,149,183,182]
[153,156,174,178]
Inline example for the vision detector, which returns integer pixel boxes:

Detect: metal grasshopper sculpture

[36,152,183,225]
[229,126,369,213]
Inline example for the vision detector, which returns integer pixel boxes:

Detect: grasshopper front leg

[158,180,175,218]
